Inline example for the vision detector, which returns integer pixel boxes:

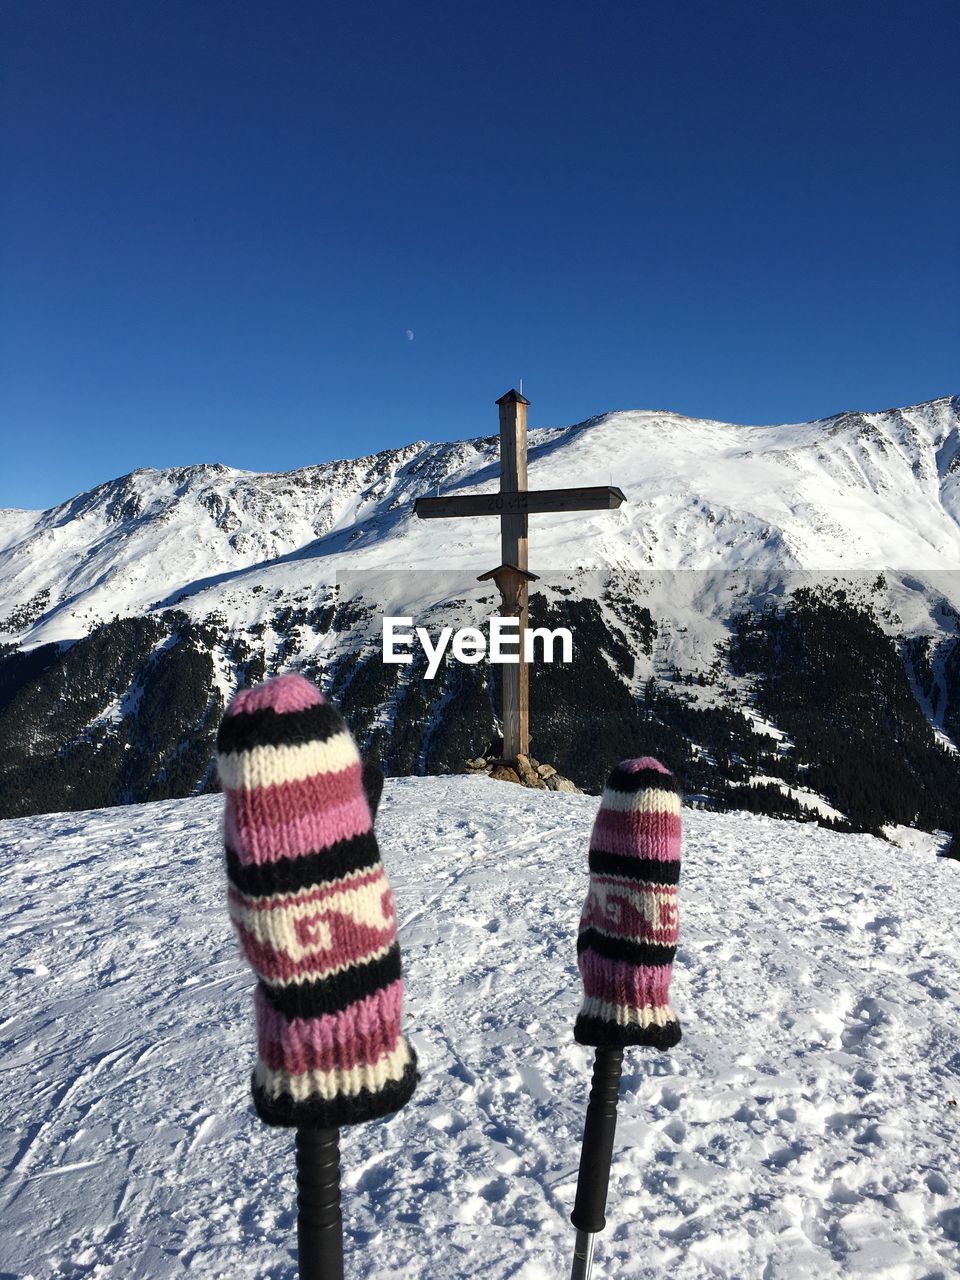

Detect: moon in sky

[405,329,415,341]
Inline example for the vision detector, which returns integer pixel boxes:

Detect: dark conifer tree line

[729,586,960,836]
[1,583,958,851]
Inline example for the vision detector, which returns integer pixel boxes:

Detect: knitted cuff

[216,673,419,1127]
[574,757,682,1050]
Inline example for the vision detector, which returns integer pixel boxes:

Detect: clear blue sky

[1,0,957,511]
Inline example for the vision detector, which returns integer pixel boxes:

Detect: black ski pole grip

[570,1046,624,1234]
[296,1127,344,1280]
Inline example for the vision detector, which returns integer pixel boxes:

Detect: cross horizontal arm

[414,485,626,520]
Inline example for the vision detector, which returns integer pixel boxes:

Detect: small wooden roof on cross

[476,563,540,583]
[495,389,530,406]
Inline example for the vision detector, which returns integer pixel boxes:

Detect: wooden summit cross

[414,389,626,762]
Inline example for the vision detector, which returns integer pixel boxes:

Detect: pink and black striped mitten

[574,757,682,1050]
[216,673,418,1127]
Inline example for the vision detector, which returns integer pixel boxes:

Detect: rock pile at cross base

[463,752,581,793]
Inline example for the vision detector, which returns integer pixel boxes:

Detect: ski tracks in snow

[0,801,257,1278]
[0,780,958,1278]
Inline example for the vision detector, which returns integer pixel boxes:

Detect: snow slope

[1,779,958,1279]
[1,396,959,650]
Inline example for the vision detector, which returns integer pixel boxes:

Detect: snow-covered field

[1,778,958,1279]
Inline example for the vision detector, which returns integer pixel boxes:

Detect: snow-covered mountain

[1,779,957,1277]
[1,395,959,648]
[1,395,959,834]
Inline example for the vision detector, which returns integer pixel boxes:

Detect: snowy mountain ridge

[2,394,958,650]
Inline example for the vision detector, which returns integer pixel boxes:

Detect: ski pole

[570,1046,623,1280]
[569,757,683,1279]
[296,1127,343,1280]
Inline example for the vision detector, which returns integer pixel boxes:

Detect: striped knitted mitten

[574,757,682,1050]
[216,672,419,1127]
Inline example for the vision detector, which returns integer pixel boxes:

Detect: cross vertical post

[496,389,530,759]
